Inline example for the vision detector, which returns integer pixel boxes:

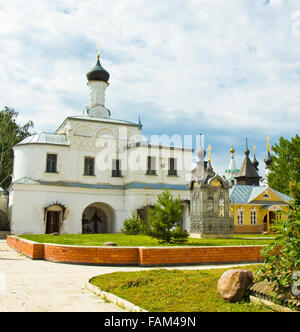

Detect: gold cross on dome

[207,144,212,162]
[266,136,270,152]
[97,42,101,60]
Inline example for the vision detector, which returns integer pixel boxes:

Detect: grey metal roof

[68,116,139,126]
[229,185,292,204]
[17,133,69,146]
[13,177,40,185]
[55,116,140,134]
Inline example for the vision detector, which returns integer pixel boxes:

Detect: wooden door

[46,211,60,234]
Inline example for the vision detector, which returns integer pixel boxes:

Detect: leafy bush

[121,213,148,235]
[147,190,188,244]
[257,186,300,296]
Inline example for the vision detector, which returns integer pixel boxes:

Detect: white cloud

[0,0,299,175]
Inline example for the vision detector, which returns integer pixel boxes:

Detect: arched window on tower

[237,207,244,225]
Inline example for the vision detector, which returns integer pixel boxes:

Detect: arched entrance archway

[44,204,66,234]
[82,202,114,234]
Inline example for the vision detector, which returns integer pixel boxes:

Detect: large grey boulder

[218,269,254,302]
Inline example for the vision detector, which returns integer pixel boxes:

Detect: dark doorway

[82,206,109,234]
[46,211,60,234]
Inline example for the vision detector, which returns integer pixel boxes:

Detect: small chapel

[225,140,291,234]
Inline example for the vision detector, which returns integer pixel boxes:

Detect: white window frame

[250,208,257,225]
[237,207,244,225]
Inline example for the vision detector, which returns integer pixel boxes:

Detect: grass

[89,265,273,312]
[19,234,275,247]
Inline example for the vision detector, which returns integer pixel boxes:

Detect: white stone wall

[13,125,192,188]
[125,145,192,184]
[10,116,193,234]
[9,184,190,234]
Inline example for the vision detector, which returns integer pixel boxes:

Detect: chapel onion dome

[252,154,259,171]
[86,54,110,82]
[264,151,272,168]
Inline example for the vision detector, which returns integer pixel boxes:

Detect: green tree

[268,135,300,196]
[0,107,33,190]
[147,190,188,244]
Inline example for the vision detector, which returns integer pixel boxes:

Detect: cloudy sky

[0,0,299,176]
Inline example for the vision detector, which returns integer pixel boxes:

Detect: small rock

[50,232,59,236]
[103,242,117,246]
[217,269,254,303]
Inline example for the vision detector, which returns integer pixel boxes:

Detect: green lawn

[19,234,274,247]
[89,265,273,312]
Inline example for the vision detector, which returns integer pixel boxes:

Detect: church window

[112,159,122,177]
[46,154,57,173]
[168,158,177,176]
[84,157,95,176]
[251,208,257,225]
[262,193,270,198]
[218,197,225,217]
[146,156,156,175]
[237,207,244,225]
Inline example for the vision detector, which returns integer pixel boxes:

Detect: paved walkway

[0,240,257,312]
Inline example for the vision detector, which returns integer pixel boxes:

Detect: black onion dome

[252,154,259,170]
[86,56,110,82]
[264,151,272,167]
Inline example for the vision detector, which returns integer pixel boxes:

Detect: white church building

[8,54,193,235]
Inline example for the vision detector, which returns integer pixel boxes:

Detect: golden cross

[266,136,270,152]
[207,144,212,162]
[97,42,101,60]
[253,145,256,154]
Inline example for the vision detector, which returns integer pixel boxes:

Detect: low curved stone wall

[7,235,264,267]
